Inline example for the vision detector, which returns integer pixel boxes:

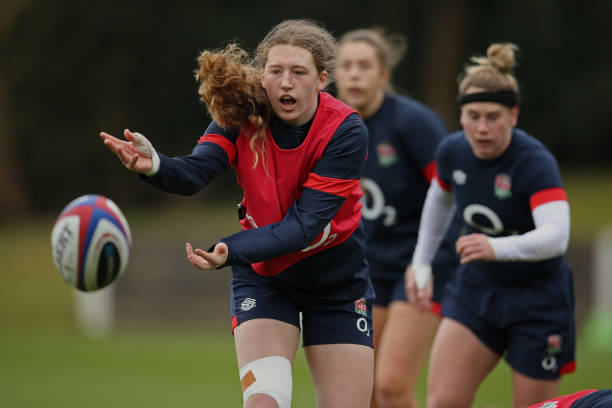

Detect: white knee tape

[239,356,292,408]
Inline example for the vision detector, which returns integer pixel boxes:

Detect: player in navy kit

[405,43,575,408]
[336,28,460,408]
[528,389,612,408]
[100,19,374,408]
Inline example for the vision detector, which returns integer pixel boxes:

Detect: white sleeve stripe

[488,201,570,261]
[411,180,456,265]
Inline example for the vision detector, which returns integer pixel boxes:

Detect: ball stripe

[60,204,94,290]
[95,196,130,246]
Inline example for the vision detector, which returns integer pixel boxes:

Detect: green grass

[1,170,611,407]
[0,328,317,407]
[0,327,611,407]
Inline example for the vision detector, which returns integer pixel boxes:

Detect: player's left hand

[405,265,433,312]
[455,233,495,264]
[185,242,228,270]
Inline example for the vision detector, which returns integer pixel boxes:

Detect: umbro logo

[240,297,257,311]
[452,169,467,185]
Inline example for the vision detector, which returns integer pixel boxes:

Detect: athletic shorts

[229,241,375,348]
[442,264,576,380]
[371,262,456,314]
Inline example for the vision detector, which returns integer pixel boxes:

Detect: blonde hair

[339,27,407,91]
[339,27,407,71]
[195,19,336,170]
[458,43,519,94]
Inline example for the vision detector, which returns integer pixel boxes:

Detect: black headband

[457,90,518,107]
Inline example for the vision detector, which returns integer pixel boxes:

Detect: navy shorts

[442,265,576,380]
[229,238,375,348]
[372,262,456,313]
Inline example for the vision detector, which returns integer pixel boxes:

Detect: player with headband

[406,43,576,408]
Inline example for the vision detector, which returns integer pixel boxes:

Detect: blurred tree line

[1,0,611,219]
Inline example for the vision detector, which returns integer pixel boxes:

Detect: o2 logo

[246,211,337,253]
[462,204,504,235]
[356,317,371,336]
[541,355,557,371]
[301,222,337,252]
[360,178,397,227]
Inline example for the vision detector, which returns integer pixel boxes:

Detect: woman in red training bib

[101,19,373,408]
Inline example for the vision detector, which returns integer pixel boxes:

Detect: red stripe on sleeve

[198,134,237,164]
[422,160,436,184]
[529,187,568,210]
[434,170,452,192]
[303,174,360,198]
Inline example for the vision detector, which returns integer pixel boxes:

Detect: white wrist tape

[239,356,292,408]
[132,132,160,176]
[412,263,432,290]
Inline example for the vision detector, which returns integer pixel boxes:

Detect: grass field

[1,327,611,407]
[1,169,611,407]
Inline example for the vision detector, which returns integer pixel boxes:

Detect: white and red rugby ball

[51,194,132,292]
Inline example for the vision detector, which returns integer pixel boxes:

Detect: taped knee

[239,356,292,408]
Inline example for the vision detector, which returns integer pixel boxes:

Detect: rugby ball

[51,194,132,292]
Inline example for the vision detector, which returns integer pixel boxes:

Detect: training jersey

[361,93,459,280]
[436,128,570,283]
[143,92,368,278]
[527,389,601,408]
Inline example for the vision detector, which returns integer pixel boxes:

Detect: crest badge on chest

[376,142,398,167]
[494,173,512,199]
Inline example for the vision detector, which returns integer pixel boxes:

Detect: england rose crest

[355,297,367,316]
[494,173,512,199]
[376,142,398,167]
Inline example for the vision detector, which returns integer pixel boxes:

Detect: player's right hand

[186,242,229,270]
[100,129,159,175]
[405,264,433,312]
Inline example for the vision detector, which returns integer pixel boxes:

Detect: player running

[406,43,576,408]
[101,19,373,408]
[335,27,459,408]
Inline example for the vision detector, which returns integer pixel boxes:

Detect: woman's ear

[381,67,391,85]
[317,71,328,91]
[510,106,520,126]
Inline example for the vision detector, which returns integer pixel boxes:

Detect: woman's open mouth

[280,95,297,111]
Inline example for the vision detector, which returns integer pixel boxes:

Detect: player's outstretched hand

[405,264,433,312]
[100,129,157,174]
[186,242,229,270]
[456,233,495,264]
